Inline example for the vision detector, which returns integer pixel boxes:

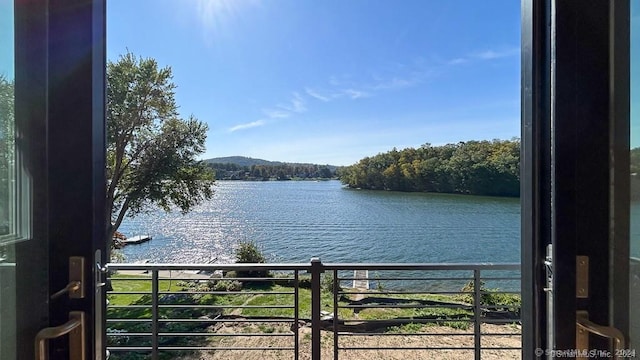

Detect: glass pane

[630,0,639,349]
[0,1,16,358]
[0,5,13,240]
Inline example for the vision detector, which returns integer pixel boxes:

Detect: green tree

[106,53,215,247]
[339,139,520,197]
[0,76,14,234]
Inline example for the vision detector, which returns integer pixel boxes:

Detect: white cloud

[473,48,519,60]
[448,58,468,65]
[445,47,519,66]
[341,89,370,99]
[305,88,331,102]
[262,108,291,119]
[229,119,266,132]
[372,76,421,90]
[277,92,307,113]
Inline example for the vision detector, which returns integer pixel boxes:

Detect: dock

[352,270,369,289]
[120,234,152,245]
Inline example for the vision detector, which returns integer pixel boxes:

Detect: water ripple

[118,180,521,264]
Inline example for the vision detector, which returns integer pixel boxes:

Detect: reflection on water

[119,180,521,265]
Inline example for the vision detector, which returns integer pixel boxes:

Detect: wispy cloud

[372,76,422,90]
[305,88,331,102]
[341,89,370,99]
[304,72,420,105]
[447,58,468,65]
[277,92,307,113]
[229,119,266,132]
[447,46,519,65]
[262,108,291,119]
[248,92,308,128]
[473,48,519,60]
[252,61,429,126]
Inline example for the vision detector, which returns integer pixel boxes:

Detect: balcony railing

[106,259,521,360]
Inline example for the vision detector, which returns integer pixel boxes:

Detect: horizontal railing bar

[107,346,295,351]
[479,277,521,281]
[481,333,522,336]
[158,318,296,323]
[106,307,150,310]
[481,305,522,309]
[481,319,522,324]
[180,277,298,282]
[161,332,293,337]
[108,262,520,271]
[109,263,310,271]
[324,263,520,270]
[339,304,473,309]
[108,305,295,311]
[337,276,521,281]
[107,318,299,323]
[339,290,476,295]
[338,346,476,350]
[338,332,474,336]
[107,319,151,323]
[338,277,474,281]
[158,346,295,351]
[155,291,295,295]
[341,319,475,324]
[112,276,299,282]
[480,290,521,294]
[107,332,293,337]
[106,290,295,296]
[108,278,154,281]
[155,305,295,309]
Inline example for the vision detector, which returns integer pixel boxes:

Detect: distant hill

[204,156,337,170]
[204,156,284,167]
[204,156,340,180]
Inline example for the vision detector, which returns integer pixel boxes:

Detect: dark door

[522,0,635,358]
[0,0,106,359]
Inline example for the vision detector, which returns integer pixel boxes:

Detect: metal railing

[106,259,521,360]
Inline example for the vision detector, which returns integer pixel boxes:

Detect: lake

[118,180,522,264]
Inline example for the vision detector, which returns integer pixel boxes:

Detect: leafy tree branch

[106,53,215,247]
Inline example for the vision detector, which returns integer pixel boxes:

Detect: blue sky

[0,1,13,78]
[107,0,521,165]
[1,2,638,165]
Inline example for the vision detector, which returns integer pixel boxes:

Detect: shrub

[457,280,521,312]
[235,241,269,278]
[210,279,243,291]
[321,272,341,294]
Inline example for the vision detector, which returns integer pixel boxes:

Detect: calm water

[119,180,522,264]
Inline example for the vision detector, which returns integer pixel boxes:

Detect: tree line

[209,162,336,180]
[0,76,13,234]
[338,139,521,197]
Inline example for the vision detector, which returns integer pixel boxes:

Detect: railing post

[310,257,324,360]
[294,270,300,360]
[151,269,159,360]
[473,269,482,360]
[333,269,339,360]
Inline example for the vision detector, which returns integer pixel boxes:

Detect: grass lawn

[108,274,519,329]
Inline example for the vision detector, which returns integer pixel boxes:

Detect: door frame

[14,0,107,358]
[522,0,631,356]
